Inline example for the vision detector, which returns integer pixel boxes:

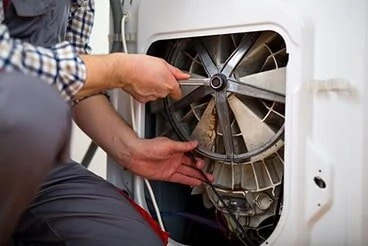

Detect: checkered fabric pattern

[0,0,95,102]
[67,0,95,55]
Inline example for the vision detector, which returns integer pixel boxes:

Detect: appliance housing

[106,0,368,245]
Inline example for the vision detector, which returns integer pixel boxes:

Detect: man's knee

[0,72,72,244]
[0,72,71,163]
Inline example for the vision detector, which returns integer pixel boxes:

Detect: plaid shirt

[0,0,95,102]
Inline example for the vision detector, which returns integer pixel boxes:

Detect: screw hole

[318,203,321,207]
[314,176,326,189]
[318,169,322,173]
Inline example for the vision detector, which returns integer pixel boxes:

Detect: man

[0,0,213,245]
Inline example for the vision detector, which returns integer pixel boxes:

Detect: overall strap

[4,0,70,47]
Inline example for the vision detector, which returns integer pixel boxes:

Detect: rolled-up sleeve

[0,24,86,102]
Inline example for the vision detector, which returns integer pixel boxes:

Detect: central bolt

[210,73,227,91]
[212,77,221,87]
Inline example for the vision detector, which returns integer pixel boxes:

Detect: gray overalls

[0,1,164,245]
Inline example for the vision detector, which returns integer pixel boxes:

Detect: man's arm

[72,95,214,186]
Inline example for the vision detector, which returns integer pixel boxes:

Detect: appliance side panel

[363,1,368,244]
[280,0,367,245]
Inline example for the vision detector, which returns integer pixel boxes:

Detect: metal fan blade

[215,91,235,160]
[169,86,213,111]
[228,95,275,152]
[220,33,260,76]
[194,39,219,76]
[238,68,286,95]
[190,98,216,149]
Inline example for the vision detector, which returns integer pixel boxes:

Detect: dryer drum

[148,31,288,244]
[164,31,287,163]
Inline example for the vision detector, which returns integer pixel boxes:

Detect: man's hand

[77,53,189,102]
[119,54,189,103]
[124,137,214,187]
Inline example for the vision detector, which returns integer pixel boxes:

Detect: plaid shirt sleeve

[0,0,96,102]
[66,0,95,55]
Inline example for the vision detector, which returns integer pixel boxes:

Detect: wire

[159,211,224,231]
[121,14,128,54]
[215,210,230,239]
[121,12,166,232]
[144,179,166,231]
[186,152,254,246]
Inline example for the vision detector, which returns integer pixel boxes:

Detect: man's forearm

[75,54,119,100]
[72,94,138,168]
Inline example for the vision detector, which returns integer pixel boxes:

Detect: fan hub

[210,73,227,91]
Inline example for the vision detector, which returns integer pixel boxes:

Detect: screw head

[210,74,227,90]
